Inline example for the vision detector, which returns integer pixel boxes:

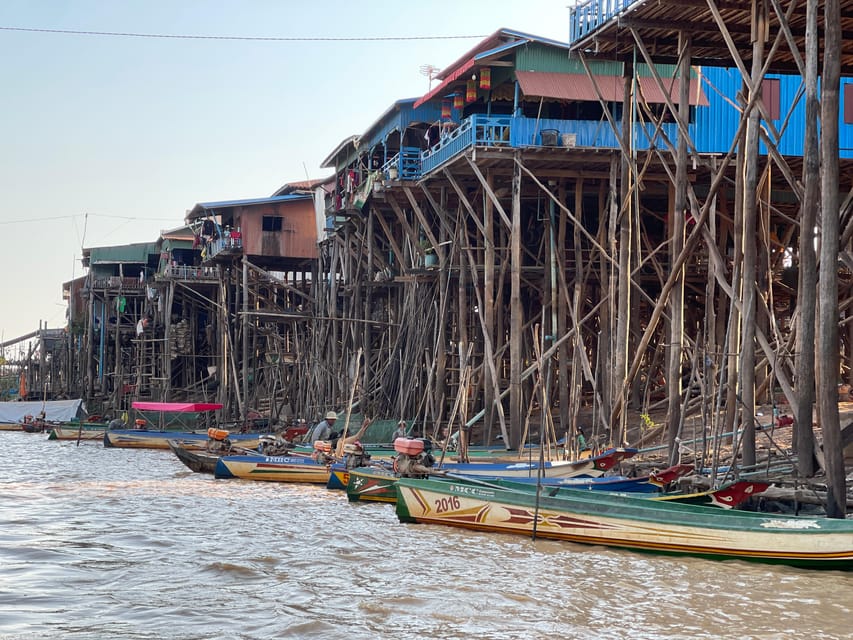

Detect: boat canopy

[0,399,84,423]
[131,402,223,412]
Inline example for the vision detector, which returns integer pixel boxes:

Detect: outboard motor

[393,438,436,478]
[343,441,372,470]
[312,440,336,465]
[258,433,294,456]
[206,427,233,454]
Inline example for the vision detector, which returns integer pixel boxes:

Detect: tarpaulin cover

[0,399,84,423]
[131,402,223,412]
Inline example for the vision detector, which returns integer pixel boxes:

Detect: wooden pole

[794,0,818,478]
[510,153,523,449]
[819,0,846,518]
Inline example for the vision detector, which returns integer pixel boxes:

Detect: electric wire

[0,26,485,42]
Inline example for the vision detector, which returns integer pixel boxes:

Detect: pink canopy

[131,402,223,412]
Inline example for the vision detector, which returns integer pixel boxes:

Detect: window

[262,216,283,232]
[844,83,853,124]
[761,78,781,121]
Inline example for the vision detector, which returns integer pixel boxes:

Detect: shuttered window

[762,78,781,120]
[262,216,283,232]
[844,83,853,124]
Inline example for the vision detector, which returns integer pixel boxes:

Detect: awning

[516,71,708,106]
[131,402,223,412]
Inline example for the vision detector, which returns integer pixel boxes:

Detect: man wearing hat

[391,420,408,441]
[309,410,337,442]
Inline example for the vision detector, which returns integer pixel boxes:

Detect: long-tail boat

[214,453,331,483]
[103,402,262,450]
[394,476,853,569]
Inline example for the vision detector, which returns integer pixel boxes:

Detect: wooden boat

[103,401,264,450]
[346,463,701,505]
[48,423,108,441]
[0,422,24,431]
[214,454,331,483]
[327,462,350,490]
[104,429,263,450]
[168,440,222,474]
[435,447,637,479]
[347,466,400,503]
[395,477,853,569]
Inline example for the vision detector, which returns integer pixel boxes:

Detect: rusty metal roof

[516,71,708,106]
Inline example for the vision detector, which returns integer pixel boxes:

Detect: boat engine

[393,438,436,478]
[343,441,372,470]
[312,441,336,465]
[257,433,295,456]
[206,427,233,454]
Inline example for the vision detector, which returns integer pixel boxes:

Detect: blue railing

[416,111,690,177]
[421,118,474,174]
[381,146,422,180]
[569,0,639,44]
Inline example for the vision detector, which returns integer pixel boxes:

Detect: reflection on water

[0,432,850,639]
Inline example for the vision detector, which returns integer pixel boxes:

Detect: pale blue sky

[0,0,571,344]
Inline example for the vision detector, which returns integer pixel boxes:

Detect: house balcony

[157,264,221,282]
[381,146,422,181]
[203,235,243,262]
[419,112,689,177]
[569,0,639,44]
[91,276,146,291]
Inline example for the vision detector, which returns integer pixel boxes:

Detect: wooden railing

[158,265,220,281]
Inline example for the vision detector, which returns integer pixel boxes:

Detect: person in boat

[108,416,126,430]
[391,420,408,442]
[332,416,374,456]
[309,411,337,442]
[577,426,588,452]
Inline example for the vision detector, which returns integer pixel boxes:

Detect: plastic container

[394,438,425,456]
[540,129,559,146]
[207,427,230,441]
[314,441,332,453]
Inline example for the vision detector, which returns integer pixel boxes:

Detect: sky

[0,0,572,346]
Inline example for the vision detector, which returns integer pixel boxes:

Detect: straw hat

[325,411,338,421]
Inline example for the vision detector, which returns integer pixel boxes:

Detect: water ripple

[0,432,851,639]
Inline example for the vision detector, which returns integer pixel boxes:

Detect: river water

[0,431,851,640]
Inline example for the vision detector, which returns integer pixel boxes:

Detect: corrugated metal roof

[320,135,360,169]
[516,71,623,101]
[636,77,709,107]
[516,71,708,106]
[87,242,159,265]
[188,195,311,220]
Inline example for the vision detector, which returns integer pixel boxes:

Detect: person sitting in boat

[391,420,408,442]
[309,411,337,443]
[107,415,126,430]
[333,416,374,457]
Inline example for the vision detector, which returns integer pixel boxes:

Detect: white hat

[325,411,338,420]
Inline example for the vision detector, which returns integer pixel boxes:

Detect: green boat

[394,476,853,569]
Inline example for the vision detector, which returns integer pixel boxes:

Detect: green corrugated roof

[88,242,159,264]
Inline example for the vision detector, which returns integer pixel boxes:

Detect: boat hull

[437,448,637,479]
[395,478,853,568]
[103,429,262,450]
[327,463,350,490]
[48,425,108,441]
[168,441,220,473]
[214,455,330,483]
[347,467,399,503]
